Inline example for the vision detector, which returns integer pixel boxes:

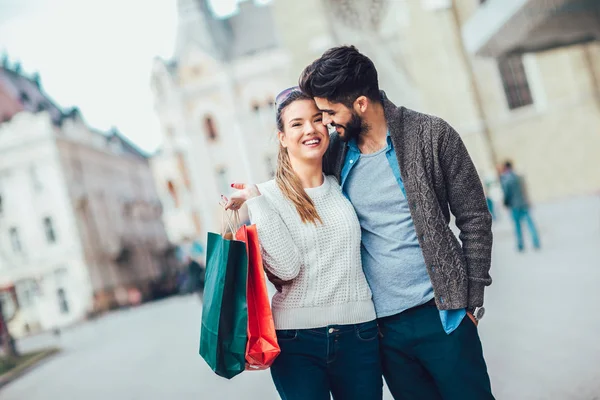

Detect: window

[216,167,229,194]
[498,55,533,110]
[204,116,218,141]
[192,211,202,235]
[9,227,22,253]
[57,288,69,314]
[43,217,57,243]
[176,153,191,190]
[30,165,43,192]
[16,280,35,308]
[167,180,179,208]
[265,156,275,178]
[19,91,30,104]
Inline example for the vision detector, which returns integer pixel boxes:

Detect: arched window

[167,180,179,208]
[204,116,218,140]
[176,152,191,190]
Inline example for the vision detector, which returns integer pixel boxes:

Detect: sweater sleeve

[246,194,302,281]
[437,118,493,308]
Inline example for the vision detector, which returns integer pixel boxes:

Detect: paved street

[1,195,599,400]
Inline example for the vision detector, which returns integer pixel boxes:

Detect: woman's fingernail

[230,183,234,187]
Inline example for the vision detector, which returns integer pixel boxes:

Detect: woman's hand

[222,183,261,211]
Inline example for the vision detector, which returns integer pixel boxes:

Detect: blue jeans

[511,207,540,250]
[379,301,493,400]
[270,320,383,400]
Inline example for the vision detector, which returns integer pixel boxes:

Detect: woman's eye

[291,123,301,128]
[315,118,323,123]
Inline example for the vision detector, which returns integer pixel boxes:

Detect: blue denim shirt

[341,134,466,334]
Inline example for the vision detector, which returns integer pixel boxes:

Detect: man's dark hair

[504,161,513,170]
[298,45,380,107]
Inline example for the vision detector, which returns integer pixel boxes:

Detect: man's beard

[335,112,370,143]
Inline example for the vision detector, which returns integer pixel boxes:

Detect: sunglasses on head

[275,86,301,107]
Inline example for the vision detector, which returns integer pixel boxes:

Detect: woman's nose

[304,121,316,134]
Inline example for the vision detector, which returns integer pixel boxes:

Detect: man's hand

[467,312,479,327]
[223,183,261,211]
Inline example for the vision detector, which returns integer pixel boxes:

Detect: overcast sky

[0,0,266,153]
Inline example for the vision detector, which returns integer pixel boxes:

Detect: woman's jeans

[270,320,382,400]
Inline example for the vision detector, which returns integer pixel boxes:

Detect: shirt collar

[347,130,392,152]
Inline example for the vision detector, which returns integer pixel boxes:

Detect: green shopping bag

[199,212,248,379]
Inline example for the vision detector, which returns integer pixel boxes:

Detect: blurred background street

[1,195,598,400]
[1,0,600,398]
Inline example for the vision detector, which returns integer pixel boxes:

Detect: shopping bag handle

[221,209,241,237]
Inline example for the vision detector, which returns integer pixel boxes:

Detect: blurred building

[271,0,420,112]
[272,0,600,203]
[150,0,291,240]
[0,62,172,337]
[150,0,600,241]
[459,0,600,201]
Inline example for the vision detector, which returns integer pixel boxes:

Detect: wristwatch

[468,306,485,321]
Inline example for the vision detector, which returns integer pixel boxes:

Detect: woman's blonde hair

[275,90,323,225]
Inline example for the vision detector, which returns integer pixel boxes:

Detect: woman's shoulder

[324,175,342,191]
[256,179,282,200]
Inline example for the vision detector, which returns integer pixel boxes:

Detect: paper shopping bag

[199,213,248,379]
[236,224,280,370]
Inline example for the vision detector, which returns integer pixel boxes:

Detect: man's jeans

[511,207,541,250]
[379,301,494,400]
[270,320,382,400]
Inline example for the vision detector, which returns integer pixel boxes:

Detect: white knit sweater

[246,175,376,330]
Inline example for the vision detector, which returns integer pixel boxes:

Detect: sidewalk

[5,194,599,400]
[481,194,600,399]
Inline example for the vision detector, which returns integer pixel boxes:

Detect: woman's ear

[277,131,287,148]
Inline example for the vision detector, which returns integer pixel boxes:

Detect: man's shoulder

[401,107,449,130]
[389,106,453,146]
[382,91,447,129]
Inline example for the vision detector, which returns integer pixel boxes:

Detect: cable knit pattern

[323,92,493,310]
[246,175,376,330]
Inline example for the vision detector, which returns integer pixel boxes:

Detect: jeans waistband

[379,298,437,322]
[280,320,377,336]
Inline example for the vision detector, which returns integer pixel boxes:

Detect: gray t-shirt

[345,146,434,318]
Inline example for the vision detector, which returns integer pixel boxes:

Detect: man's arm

[437,118,493,308]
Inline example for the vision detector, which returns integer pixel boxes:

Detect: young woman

[224,88,382,399]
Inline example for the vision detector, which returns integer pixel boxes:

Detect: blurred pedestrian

[176,237,205,294]
[501,161,541,251]
[484,182,496,221]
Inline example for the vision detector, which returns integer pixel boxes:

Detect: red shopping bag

[236,224,280,370]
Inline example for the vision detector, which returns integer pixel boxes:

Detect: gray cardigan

[323,94,493,310]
